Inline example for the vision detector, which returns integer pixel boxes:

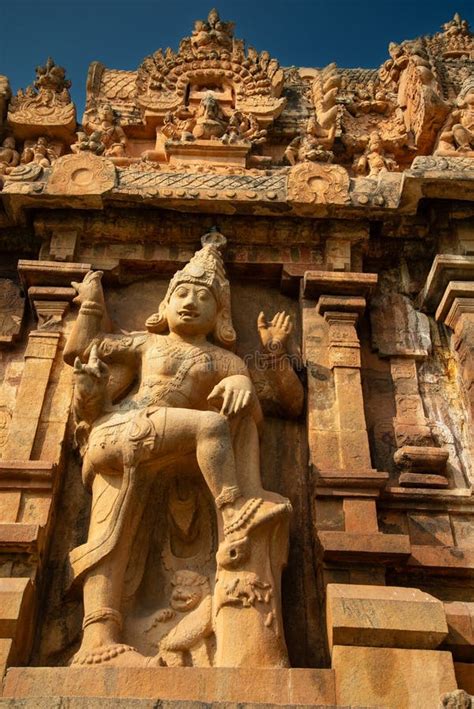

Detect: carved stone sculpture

[284,116,334,165]
[440,689,472,709]
[63,229,300,667]
[436,79,474,157]
[355,130,398,177]
[82,104,127,158]
[7,57,76,141]
[0,137,20,185]
[20,136,58,167]
[0,75,11,129]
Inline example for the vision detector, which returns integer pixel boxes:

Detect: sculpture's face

[2,138,14,149]
[99,107,114,123]
[170,583,202,612]
[166,283,218,337]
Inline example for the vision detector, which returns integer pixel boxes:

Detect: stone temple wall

[0,10,473,709]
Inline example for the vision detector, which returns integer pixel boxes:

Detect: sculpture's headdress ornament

[146,227,236,348]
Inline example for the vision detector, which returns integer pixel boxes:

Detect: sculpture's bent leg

[149,408,291,541]
[452,124,473,151]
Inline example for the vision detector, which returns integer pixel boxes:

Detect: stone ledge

[317,531,411,563]
[408,545,474,577]
[303,271,378,300]
[0,524,41,553]
[0,461,56,491]
[2,668,336,706]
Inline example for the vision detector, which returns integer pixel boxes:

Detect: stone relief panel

[34,231,323,669]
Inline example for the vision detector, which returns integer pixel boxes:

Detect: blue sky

[1,0,473,118]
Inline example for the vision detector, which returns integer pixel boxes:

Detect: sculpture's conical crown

[166,227,229,305]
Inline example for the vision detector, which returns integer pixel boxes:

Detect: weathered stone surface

[444,602,474,661]
[2,667,336,705]
[454,663,474,696]
[332,646,457,709]
[0,702,344,709]
[326,584,448,651]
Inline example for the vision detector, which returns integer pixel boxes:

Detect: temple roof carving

[0,9,473,205]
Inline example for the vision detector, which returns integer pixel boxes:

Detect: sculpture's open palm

[257,311,292,355]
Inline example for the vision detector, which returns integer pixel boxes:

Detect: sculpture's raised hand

[257,311,292,355]
[207,374,253,417]
[71,270,105,307]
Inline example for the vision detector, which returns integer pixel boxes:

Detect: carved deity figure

[21,136,56,168]
[192,93,228,140]
[436,80,474,156]
[285,116,334,165]
[191,9,235,55]
[83,104,127,157]
[355,130,398,178]
[71,130,105,156]
[162,108,196,142]
[64,230,298,667]
[0,137,20,178]
[150,570,213,667]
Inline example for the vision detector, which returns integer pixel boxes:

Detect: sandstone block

[326,584,448,651]
[2,667,336,706]
[445,602,474,661]
[0,578,32,638]
[318,531,411,562]
[333,646,457,709]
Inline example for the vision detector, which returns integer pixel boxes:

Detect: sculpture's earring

[213,306,236,350]
[145,299,168,333]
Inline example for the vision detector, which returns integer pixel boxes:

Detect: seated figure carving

[0,137,20,182]
[436,80,474,157]
[64,229,299,667]
[83,104,127,157]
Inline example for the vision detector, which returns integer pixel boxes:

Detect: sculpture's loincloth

[69,406,166,588]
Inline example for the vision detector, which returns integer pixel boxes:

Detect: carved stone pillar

[370,290,449,488]
[420,254,474,466]
[0,259,90,676]
[302,271,410,570]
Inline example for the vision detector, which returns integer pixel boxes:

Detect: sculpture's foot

[223,497,291,542]
[71,643,147,667]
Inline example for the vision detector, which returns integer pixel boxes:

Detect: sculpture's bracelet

[79,300,104,319]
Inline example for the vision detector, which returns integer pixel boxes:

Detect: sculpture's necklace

[144,340,213,401]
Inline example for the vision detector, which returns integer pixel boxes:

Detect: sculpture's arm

[255,311,304,419]
[64,270,139,365]
[64,270,108,365]
[159,595,213,652]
